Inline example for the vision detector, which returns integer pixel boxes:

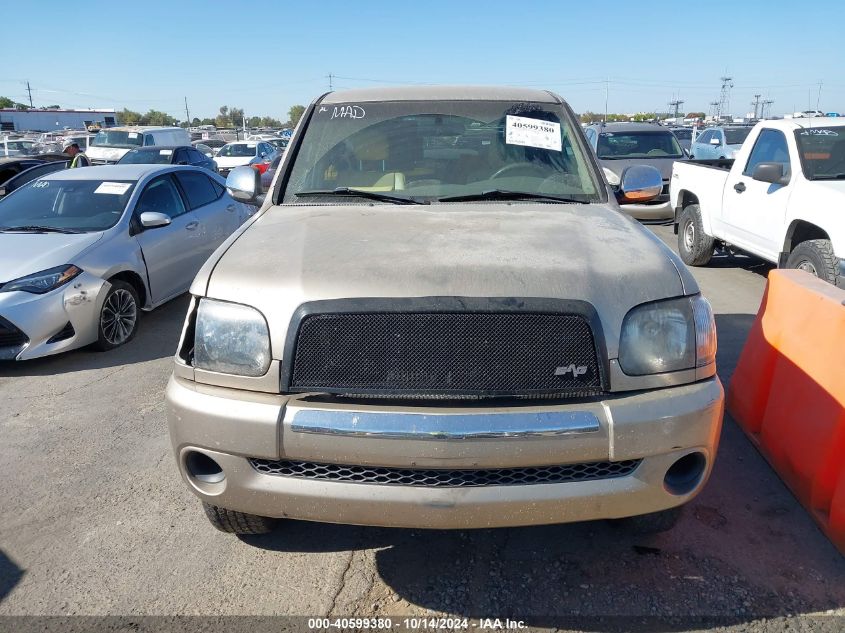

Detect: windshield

[597,131,683,159]
[671,128,692,140]
[0,179,135,232]
[794,127,845,179]
[218,143,257,157]
[119,149,172,165]
[283,100,601,203]
[92,130,143,148]
[724,128,752,145]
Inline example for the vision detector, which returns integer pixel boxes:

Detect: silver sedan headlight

[618,295,716,376]
[193,298,271,377]
[0,265,82,294]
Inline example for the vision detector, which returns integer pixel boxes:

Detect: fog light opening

[664,452,706,496]
[186,451,225,484]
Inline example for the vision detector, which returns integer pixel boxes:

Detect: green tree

[215,105,231,128]
[141,109,176,126]
[288,105,306,127]
[0,96,14,108]
[119,108,143,125]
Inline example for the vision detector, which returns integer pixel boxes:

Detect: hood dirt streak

[206,203,686,358]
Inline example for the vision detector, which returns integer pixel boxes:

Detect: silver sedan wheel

[101,288,137,345]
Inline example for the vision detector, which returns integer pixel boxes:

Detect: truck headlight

[618,295,716,376]
[0,264,82,294]
[193,299,271,376]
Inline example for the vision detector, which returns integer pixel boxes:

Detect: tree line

[579,111,707,123]
[1,96,306,130]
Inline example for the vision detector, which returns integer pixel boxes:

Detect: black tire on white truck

[785,239,841,287]
[677,204,715,266]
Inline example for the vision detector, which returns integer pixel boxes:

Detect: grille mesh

[288,312,602,397]
[0,316,28,348]
[249,458,641,487]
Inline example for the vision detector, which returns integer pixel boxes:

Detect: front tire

[202,502,276,534]
[785,239,841,286]
[93,280,140,351]
[677,204,715,266]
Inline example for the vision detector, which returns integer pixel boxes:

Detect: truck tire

[612,506,683,535]
[202,502,276,535]
[677,204,715,266]
[785,239,840,286]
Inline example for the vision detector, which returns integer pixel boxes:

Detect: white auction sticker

[128,132,139,139]
[505,115,562,151]
[159,149,173,155]
[94,182,132,195]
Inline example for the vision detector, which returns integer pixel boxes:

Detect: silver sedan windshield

[0,179,135,232]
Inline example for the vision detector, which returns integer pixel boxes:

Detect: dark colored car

[668,127,693,153]
[584,122,686,221]
[0,159,69,199]
[260,154,282,192]
[117,145,217,172]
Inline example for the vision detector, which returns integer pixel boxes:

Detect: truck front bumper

[166,376,724,529]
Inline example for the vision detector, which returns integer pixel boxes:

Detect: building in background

[0,108,118,132]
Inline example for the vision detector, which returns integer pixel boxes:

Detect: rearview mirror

[139,211,172,229]
[226,165,262,205]
[618,165,663,204]
[751,162,790,186]
[709,137,721,146]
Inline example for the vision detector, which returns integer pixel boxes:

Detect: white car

[214,141,277,176]
[671,118,845,287]
[0,164,253,360]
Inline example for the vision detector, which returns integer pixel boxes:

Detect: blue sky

[2,0,842,120]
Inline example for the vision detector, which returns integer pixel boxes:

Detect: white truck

[670,118,845,288]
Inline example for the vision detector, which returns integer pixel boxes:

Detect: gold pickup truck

[166,85,723,536]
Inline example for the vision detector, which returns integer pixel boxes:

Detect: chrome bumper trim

[286,406,601,440]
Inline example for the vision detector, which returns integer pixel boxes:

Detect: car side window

[209,178,226,199]
[136,175,188,218]
[715,130,724,144]
[584,128,596,144]
[174,171,218,209]
[743,129,791,177]
[174,148,189,164]
[696,130,711,144]
[190,149,206,163]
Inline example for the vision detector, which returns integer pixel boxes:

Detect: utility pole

[717,76,733,120]
[751,94,761,119]
[709,101,720,119]
[327,73,334,91]
[668,98,684,122]
[184,97,191,125]
[604,77,609,123]
[816,80,823,110]
[762,99,774,119]
[26,81,33,108]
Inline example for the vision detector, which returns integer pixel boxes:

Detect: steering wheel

[490,162,550,179]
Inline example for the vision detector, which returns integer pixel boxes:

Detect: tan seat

[335,135,405,191]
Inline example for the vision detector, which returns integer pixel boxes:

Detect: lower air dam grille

[249,458,642,487]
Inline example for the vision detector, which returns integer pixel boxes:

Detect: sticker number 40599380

[505,115,562,152]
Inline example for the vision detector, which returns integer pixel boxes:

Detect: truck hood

[600,157,682,181]
[202,203,692,359]
[87,146,131,163]
[0,232,103,282]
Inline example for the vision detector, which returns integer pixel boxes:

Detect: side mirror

[226,165,262,205]
[139,211,172,229]
[709,137,721,146]
[618,165,663,203]
[751,162,790,186]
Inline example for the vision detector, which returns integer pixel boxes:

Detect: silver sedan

[0,164,253,360]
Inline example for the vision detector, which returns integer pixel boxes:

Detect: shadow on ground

[0,295,189,378]
[0,549,24,604]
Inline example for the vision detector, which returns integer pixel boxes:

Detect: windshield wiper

[295,188,427,205]
[438,190,584,203]
[0,225,83,234]
[811,173,845,180]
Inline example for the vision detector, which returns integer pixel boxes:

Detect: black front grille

[0,316,28,348]
[287,310,603,398]
[250,458,642,487]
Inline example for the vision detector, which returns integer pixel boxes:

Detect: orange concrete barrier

[727,269,845,555]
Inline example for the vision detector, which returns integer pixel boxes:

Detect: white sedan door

[173,170,241,260]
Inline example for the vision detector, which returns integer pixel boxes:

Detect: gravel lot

[1,225,843,631]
